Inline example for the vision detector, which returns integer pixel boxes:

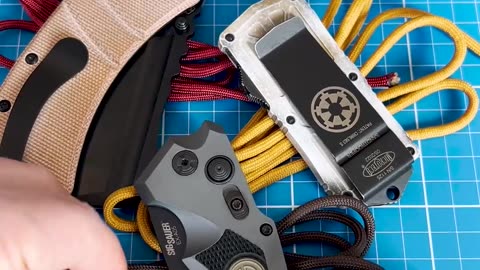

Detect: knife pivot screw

[206,156,234,183]
[0,100,11,112]
[348,72,358,81]
[286,116,295,125]
[25,53,38,65]
[230,198,244,211]
[172,150,198,176]
[260,223,273,236]
[175,17,189,31]
[407,146,416,156]
[225,33,235,42]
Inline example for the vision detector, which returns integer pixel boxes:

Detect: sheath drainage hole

[386,186,400,201]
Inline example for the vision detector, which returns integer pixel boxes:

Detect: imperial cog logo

[311,86,360,133]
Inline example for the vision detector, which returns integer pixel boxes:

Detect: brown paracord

[126,195,383,270]
[276,195,383,270]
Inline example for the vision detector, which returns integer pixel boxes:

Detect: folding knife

[0,0,201,206]
[218,0,419,206]
[135,121,288,270]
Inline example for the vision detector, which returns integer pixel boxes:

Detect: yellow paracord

[103,0,480,253]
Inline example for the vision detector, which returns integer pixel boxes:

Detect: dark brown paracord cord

[277,195,384,270]
[126,195,383,270]
[280,210,367,257]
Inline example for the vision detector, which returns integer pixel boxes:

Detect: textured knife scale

[0,0,200,192]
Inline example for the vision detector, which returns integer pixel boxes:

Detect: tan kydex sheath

[0,0,199,192]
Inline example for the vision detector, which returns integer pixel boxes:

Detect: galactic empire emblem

[311,86,360,133]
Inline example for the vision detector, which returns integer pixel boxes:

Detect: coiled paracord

[277,195,382,270]
[125,195,383,270]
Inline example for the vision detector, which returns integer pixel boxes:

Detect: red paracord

[180,57,234,78]
[367,72,400,88]
[212,68,236,86]
[0,20,39,68]
[171,39,242,101]
[0,0,49,69]
[170,80,249,102]
[19,0,59,27]
[186,40,211,49]
[182,47,224,61]
[0,20,39,33]
[173,68,236,87]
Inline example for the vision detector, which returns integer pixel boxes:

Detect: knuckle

[77,201,100,219]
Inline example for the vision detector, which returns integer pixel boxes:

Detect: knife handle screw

[230,198,244,211]
[225,34,235,42]
[25,53,38,65]
[175,17,189,31]
[286,116,295,124]
[349,72,358,81]
[260,223,273,236]
[0,100,11,112]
